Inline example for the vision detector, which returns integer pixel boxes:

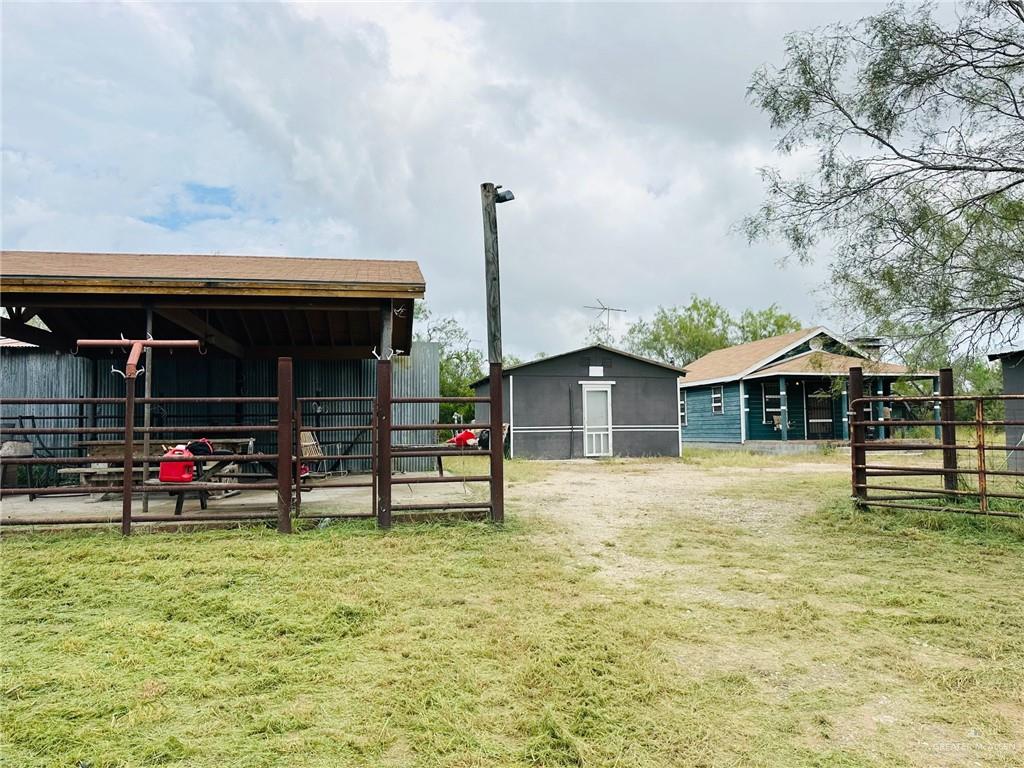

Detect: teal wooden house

[678,328,936,446]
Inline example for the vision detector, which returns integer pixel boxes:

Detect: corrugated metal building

[1,341,439,472]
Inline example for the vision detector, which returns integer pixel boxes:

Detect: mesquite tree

[745,0,1024,357]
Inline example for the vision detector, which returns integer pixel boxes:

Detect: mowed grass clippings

[619,470,1024,768]
[2,521,689,768]
[4,455,1024,768]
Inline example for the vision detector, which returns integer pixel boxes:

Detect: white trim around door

[581,382,613,457]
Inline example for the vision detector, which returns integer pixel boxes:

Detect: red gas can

[159,445,194,483]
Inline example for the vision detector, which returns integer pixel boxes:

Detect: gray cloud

[1,2,881,358]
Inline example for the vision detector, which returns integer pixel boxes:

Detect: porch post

[876,380,887,440]
[840,379,850,441]
[778,377,788,441]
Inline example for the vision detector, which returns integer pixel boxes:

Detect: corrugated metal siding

[1,348,98,457]
[1,342,439,473]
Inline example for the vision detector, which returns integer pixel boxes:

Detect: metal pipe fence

[849,366,1024,518]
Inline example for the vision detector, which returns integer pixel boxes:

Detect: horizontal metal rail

[391,396,489,404]
[1,425,278,435]
[390,501,493,511]
[1,453,274,465]
[859,501,1024,518]
[852,394,1024,404]
[387,448,490,458]
[394,474,490,485]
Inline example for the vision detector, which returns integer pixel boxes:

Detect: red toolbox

[159,445,195,483]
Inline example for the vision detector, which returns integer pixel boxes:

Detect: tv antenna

[584,298,628,336]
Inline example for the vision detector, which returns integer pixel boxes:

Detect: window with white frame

[679,389,687,426]
[762,381,782,424]
[711,385,724,414]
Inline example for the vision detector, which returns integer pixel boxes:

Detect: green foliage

[745,1,1024,356]
[735,304,802,344]
[414,303,485,424]
[619,296,801,365]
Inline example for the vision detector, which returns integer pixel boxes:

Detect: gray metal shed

[471,344,685,460]
[988,346,1024,471]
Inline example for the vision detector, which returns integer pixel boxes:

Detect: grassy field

[2,453,1023,767]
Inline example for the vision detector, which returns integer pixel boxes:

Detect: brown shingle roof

[679,327,823,386]
[0,251,425,299]
[744,351,920,378]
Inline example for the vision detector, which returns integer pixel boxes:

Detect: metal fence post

[849,366,866,502]
[122,377,135,535]
[376,358,392,529]
[294,398,303,518]
[975,397,988,513]
[939,368,957,493]
[489,362,504,523]
[277,357,293,533]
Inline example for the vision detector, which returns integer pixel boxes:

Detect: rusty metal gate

[848,366,1024,518]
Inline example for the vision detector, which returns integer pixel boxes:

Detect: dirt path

[509,458,847,587]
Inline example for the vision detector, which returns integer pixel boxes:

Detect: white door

[583,385,612,457]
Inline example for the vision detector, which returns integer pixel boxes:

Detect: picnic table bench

[66,437,257,511]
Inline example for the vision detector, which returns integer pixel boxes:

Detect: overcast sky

[1,2,885,359]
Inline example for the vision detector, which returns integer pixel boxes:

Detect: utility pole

[481,182,514,523]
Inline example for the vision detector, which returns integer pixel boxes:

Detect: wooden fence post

[849,366,866,502]
[939,368,958,493]
[277,357,293,533]
[489,362,504,523]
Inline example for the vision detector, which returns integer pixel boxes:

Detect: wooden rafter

[154,307,245,357]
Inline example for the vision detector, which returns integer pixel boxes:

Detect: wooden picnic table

[64,437,257,510]
[145,453,249,514]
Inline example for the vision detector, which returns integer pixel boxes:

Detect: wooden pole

[939,368,957,492]
[481,182,505,523]
[849,366,866,502]
[276,356,293,533]
[480,183,502,365]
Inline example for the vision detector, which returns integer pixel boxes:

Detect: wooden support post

[481,183,503,364]
[376,358,392,529]
[122,375,136,535]
[481,182,506,523]
[849,367,866,502]
[276,357,293,533]
[840,381,850,441]
[489,362,504,523]
[877,380,887,440]
[778,377,788,441]
[939,368,957,493]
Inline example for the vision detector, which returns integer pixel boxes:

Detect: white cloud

[1,2,873,358]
